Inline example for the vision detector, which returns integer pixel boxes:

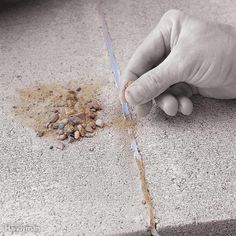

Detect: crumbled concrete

[0,0,236,235]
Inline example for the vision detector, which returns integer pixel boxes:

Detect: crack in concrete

[135,158,158,236]
[98,3,158,235]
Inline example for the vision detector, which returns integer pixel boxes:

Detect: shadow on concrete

[0,0,44,12]
[0,0,67,15]
[157,219,236,236]
[152,95,236,126]
[110,231,150,236]
[0,0,55,22]
[110,219,236,236]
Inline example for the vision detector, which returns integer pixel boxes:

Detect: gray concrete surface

[0,1,146,235]
[0,0,236,236]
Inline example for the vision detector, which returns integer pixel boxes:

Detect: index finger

[119,9,186,103]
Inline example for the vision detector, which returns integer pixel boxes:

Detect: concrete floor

[0,0,236,235]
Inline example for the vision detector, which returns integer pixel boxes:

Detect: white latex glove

[119,9,236,117]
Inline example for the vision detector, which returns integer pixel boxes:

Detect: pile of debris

[39,88,105,149]
[13,83,105,150]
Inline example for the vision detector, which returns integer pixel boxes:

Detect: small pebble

[85,124,94,133]
[64,124,75,133]
[142,200,146,205]
[74,130,80,140]
[58,130,64,135]
[58,123,65,130]
[36,130,44,137]
[65,108,76,116]
[89,147,94,151]
[89,120,96,129]
[12,105,17,109]
[58,133,67,140]
[55,142,65,150]
[77,124,83,130]
[61,118,69,125]
[93,101,101,110]
[88,112,97,119]
[66,99,74,107]
[77,113,86,122]
[49,145,53,149]
[74,102,80,111]
[67,131,74,137]
[46,113,59,128]
[69,116,79,125]
[52,123,59,129]
[95,119,104,128]
[77,125,86,137]
[76,87,81,92]
[68,136,75,143]
[87,100,101,110]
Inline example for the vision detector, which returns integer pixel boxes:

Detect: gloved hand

[119,9,236,117]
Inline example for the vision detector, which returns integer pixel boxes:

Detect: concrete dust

[14,82,102,140]
[110,116,137,132]
[13,81,137,141]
